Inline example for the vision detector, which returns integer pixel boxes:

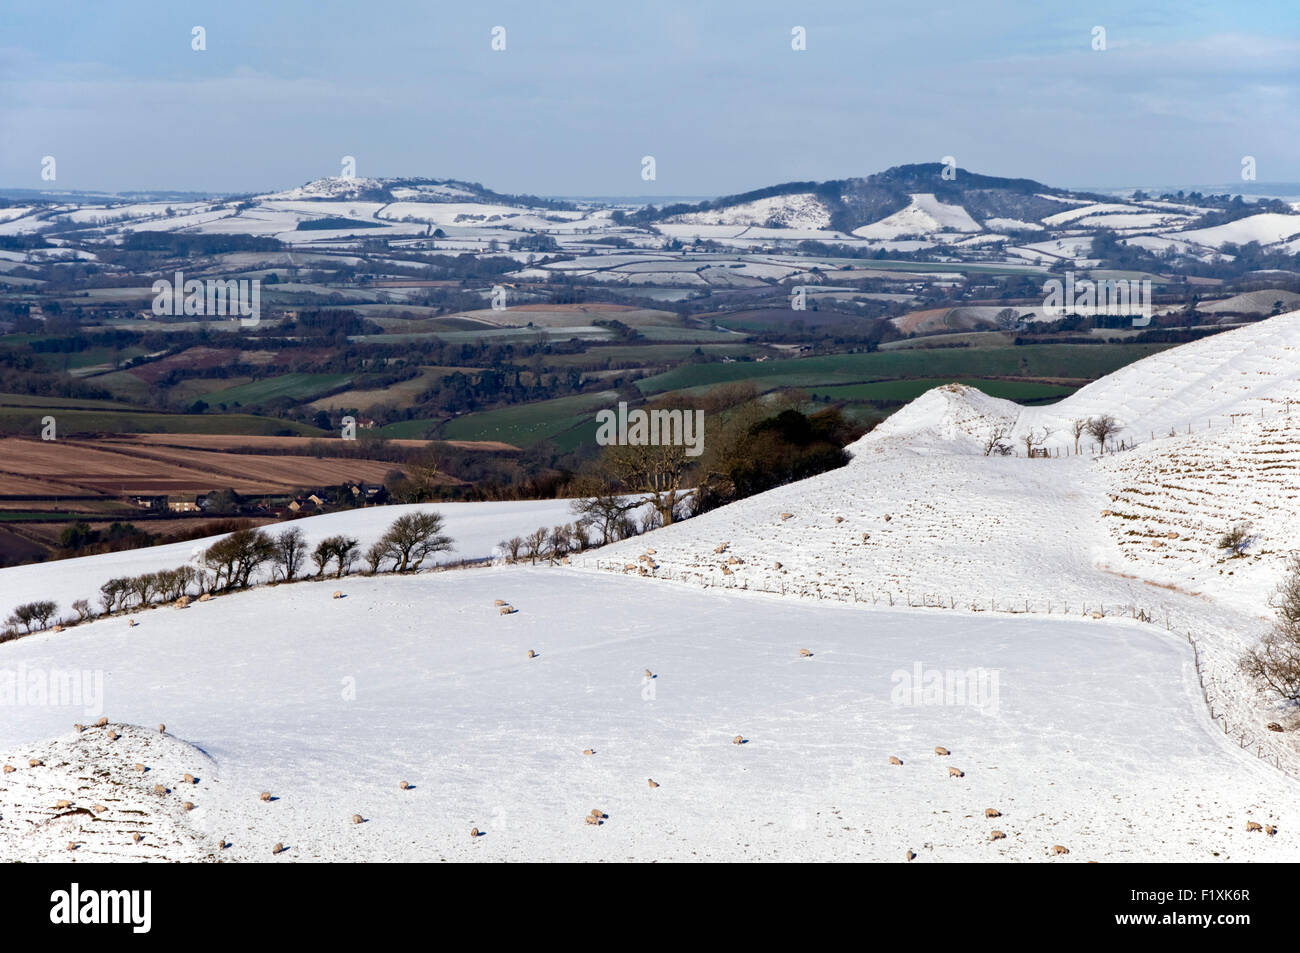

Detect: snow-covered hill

[4,316,1300,862]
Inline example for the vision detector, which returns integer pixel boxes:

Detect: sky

[1,0,1298,197]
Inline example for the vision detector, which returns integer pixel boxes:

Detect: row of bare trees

[983,414,1125,457]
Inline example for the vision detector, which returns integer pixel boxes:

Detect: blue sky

[1,0,1297,196]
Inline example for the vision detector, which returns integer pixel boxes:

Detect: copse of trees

[1240,553,1300,702]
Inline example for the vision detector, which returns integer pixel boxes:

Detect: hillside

[2,316,1300,862]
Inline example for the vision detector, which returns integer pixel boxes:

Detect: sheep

[644,668,654,678]
[494,599,507,606]
[260,791,273,801]
[73,723,84,733]
[883,514,891,522]
[780,513,793,521]
[799,648,813,657]
[985,808,1001,818]
[590,809,607,819]
[332,591,343,599]
[66,841,77,852]
[198,593,212,603]
[623,563,637,571]
[948,767,965,778]
[528,649,537,658]
[28,758,42,767]
[934,746,950,756]
[470,827,480,838]
[55,799,72,809]
[175,596,190,608]
[399,781,410,790]
[834,516,845,523]
[92,804,107,814]
[272,842,286,855]
[183,801,195,812]
[134,763,146,773]
[714,542,729,554]
[184,773,196,784]
[644,548,656,555]
[53,624,63,633]
[95,717,108,727]
[732,735,746,745]
[889,756,903,766]
[583,748,595,756]
[991,830,1006,841]
[1052,845,1069,855]
[218,838,228,849]
[773,561,782,570]
[3,765,15,774]
[1265,825,1277,836]
[152,784,168,795]
[906,849,916,862]
[720,566,733,576]
[133,833,143,844]
[353,814,364,824]
[499,605,517,615]
[1267,722,1284,732]
[861,533,869,542]
[128,619,138,627]
[584,815,601,826]
[727,555,741,565]
[1246,821,1263,832]
[158,723,165,733]
[648,779,660,788]
[108,730,119,741]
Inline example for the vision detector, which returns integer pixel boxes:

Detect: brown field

[112,433,518,452]
[0,436,454,498]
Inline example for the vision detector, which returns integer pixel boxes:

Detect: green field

[636,344,1175,396]
[810,378,1079,404]
[199,373,352,407]
[0,392,142,411]
[418,390,619,449]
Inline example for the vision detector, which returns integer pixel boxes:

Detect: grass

[811,378,1079,404]
[198,373,352,407]
[635,343,1175,396]
[429,390,619,448]
[0,407,326,436]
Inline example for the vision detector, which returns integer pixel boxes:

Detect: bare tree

[377,511,452,572]
[1086,414,1122,455]
[1240,553,1300,701]
[982,423,1012,457]
[523,527,549,564]
[1070,418,1088,455]
[569,476,640,547]
[604,442,690,527]
[273,526,309,581]
[1021,427,1052,458]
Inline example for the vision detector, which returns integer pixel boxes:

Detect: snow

[4,315,1300,862]
[1175,213,1300,249]
[664,193,833,231]
[853,194,982,239]
[2,569,1294,862]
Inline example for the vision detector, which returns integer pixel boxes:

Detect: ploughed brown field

[0,435,469,498]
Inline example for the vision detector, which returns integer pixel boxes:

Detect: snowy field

[1,568,1293,862]
[2,314,1300,862]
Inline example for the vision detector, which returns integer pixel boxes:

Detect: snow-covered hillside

[4,316,1300,862]
[1,568,1293,862]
